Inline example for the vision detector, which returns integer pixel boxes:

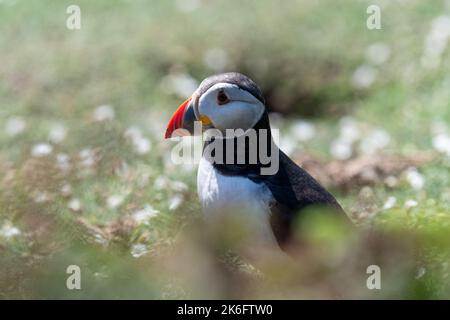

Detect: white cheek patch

[198,83,265,132]
[218,101,262,130]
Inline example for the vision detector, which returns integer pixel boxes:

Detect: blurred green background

[1,0,450,299]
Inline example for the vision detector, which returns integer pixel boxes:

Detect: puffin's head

[164,72,266,138]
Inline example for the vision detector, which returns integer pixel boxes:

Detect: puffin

[165,72,347,252]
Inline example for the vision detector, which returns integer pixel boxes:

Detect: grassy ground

[1,0,450,299]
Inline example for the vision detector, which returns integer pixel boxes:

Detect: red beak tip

[164,97,192,140]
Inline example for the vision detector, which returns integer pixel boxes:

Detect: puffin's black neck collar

[203,112,276,177]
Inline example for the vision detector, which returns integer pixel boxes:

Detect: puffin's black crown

[197,72,265,104]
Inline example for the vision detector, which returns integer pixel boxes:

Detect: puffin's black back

[208,111,346,248]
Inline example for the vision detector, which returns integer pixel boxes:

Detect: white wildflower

[366,42,391,65]
[339,117,361,144]
[106,194,125,209]
[56,153,71,171]
[161,73,198,98]
[5,116,26,137]
[359,186,374,199]
[79,148,96,167]
[415,267,426,279]
[384,176,398,188]
[359,128,390,154]
[68,198,82,212]
[31,143,53,157]
[330,139,352,160]
[291,121,316,141]
[404,199,418,208]
[135,137,151,154]
[132,205,159,224]
[405,167,425,191]
[351,64,377,89]
[131,243,148,258]
[171,181,188,192]
[93,105,115,121]
[124,126,151,155]
[48,124,66,144]
[0,222,21,238]
[421,15,450,68]
[383,196,397,210]
[95,234,108,246]
[124,127,142,141]
[154,176,169,190]
[169,194,184,210]
[432,133,450,156]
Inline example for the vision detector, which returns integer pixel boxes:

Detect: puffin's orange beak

[164,97,194,139]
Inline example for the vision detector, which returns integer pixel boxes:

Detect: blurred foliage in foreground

[1,0,450,298]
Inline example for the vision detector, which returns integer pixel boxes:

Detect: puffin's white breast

[197,157,276,244]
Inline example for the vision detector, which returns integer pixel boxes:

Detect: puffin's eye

[217,90,230,105]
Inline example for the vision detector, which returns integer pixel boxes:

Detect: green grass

[0,0,450,299]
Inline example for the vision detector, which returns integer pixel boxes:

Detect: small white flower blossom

[79,148,96,167]
[366,42,391,65]
[135,137,151,154]
[291,121,316,142]
[106,195,125,209]
[0,222,21,238]
[161,73,198,98]
[384,176,398,188]
[415,267,427,279]
[132,205,159,224]
[169,194,184,210]
[131,243,148,258]
[5,117,26,137]
[421,15,450,68]
[68,198,82,212]
[330,139,352,160]
[171,181,188,192]
[404,199,418,208]
[48,124,67,144]
[31,143,53,157]
[56,153,71,171]
[95,234,108,246]
[154,176,169,190]
[405,167,425,191]
[339,117,361,144]
[383,196,397,210]
[124,127,152,155]
[359,128,390,154]
[93,105,115,121]
[432,133,450,156]
[352,64,377,89]
[124,127,142,141]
